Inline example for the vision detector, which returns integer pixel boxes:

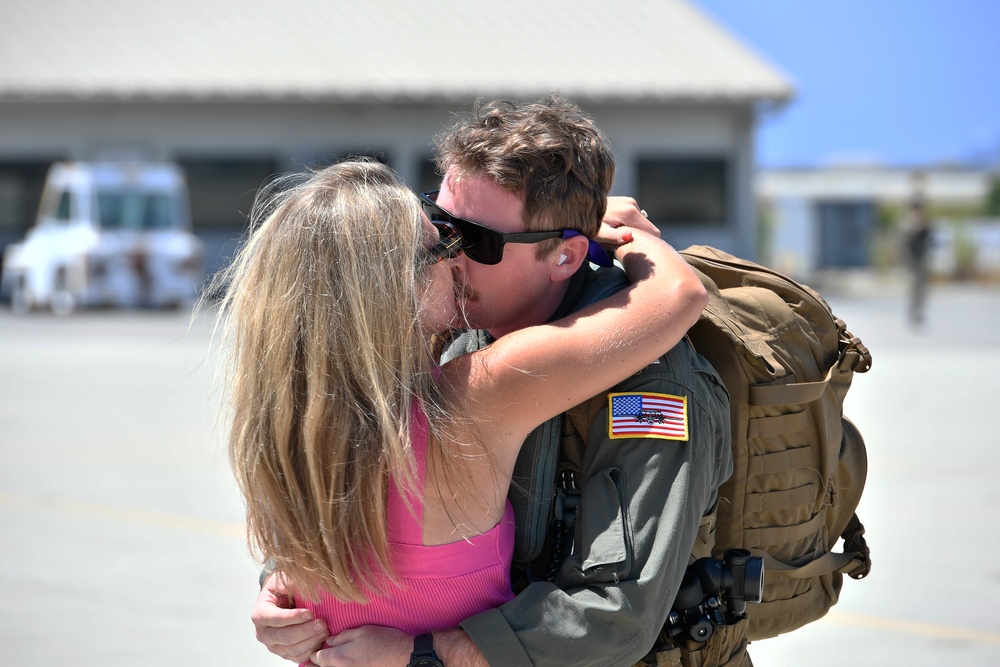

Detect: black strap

[413,633,435,656]
[841,513,872,580]
[407,633,443,666]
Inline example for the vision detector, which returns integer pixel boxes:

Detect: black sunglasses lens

[426,222,463,263]
[421,192,501,265]
[439,224,463,259]
[449,220,501,265]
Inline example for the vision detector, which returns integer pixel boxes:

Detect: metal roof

[0,0,794,104]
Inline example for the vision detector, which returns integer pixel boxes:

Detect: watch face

[408,658,444,667]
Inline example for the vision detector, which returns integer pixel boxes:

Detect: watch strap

[407,633,443,666]
[413,633,435,656]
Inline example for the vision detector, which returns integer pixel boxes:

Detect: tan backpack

[677,245,872,640]
[562,245,873,644]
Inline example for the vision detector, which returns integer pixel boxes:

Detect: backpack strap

[510,416,563,563]
[561,405,588,476]
[840,513,873,580]
[748,360,838,406]
[689,504,718,562]
[750,513,871,580]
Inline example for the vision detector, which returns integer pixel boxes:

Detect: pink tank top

[295,404,515,636]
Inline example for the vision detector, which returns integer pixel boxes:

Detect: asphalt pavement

[1,271,998,666]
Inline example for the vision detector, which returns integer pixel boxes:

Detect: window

[144,192,174,230]
[178,157,284,276]
[178,158,279,229]
[636,157,729,226]
[97,191,176,230]
[0,161,53,231]
[97,192,129,229]
[817,200,875,268]
[415,155,442,195]
[55,190,73,222]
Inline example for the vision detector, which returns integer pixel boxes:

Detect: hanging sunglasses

[421,221,464,267]
[419,190,611,267]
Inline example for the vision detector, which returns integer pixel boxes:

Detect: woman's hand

[596,197,660,253]
[603,196,660,236]
[252,573,329,664]
[311,626,413,667]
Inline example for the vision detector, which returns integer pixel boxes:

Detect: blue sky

[692,0,1000,169]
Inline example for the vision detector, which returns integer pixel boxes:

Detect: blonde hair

[213,160,450,602]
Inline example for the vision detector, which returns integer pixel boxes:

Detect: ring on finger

[640,209,648,217]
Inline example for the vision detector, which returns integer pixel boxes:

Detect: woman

[215,160,707,655]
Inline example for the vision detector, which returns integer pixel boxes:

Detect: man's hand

[253,573,330,664]
[604,196,660,237]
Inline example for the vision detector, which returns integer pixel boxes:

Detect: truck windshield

[97,191,176,230]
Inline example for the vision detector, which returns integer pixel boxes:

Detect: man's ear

[550,234,590,281]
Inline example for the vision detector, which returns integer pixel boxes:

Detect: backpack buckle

[836,318,873,373]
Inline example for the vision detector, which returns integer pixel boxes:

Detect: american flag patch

[608,392,689,441]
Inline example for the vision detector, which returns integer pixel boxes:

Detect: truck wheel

[51,269,76,316]
[10,276,31,315]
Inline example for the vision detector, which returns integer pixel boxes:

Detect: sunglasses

[419,190,611,267]
[421,221,464,267]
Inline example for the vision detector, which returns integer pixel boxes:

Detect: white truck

[1,161,204,315]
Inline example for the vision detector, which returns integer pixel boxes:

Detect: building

[0,0,793,275]
[758,165,995,279]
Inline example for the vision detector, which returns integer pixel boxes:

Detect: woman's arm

[465,226,707,453]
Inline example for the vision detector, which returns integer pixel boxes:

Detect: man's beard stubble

[452,270,487,331]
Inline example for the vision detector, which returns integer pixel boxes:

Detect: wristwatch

[406,633,444,667]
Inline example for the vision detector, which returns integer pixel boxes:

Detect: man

[903,199,933,326]
[253,94,734,666]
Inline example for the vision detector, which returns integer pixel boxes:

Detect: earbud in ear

[557,253,568,266]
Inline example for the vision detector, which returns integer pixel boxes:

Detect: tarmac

[1,271,998,666]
